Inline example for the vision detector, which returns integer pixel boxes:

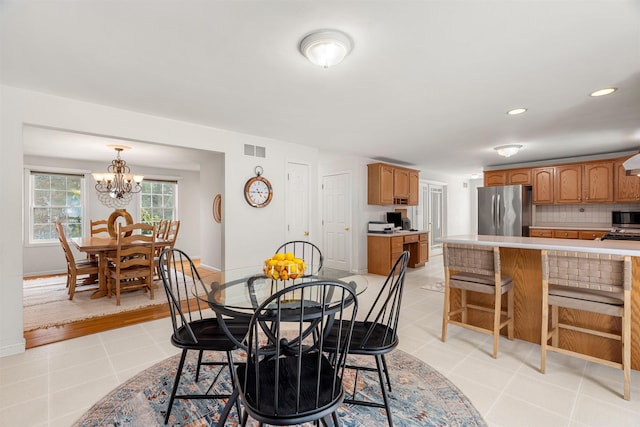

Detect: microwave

[612,211,640,229]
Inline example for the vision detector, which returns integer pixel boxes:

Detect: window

[140,180,177,225]
[31,172,84,242]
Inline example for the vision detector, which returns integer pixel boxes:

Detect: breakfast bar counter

[440,235,640,370]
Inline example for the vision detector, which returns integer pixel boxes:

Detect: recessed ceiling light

[507,108,527,115]
[590,87,617,97]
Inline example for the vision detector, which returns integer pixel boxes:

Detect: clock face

[244,176,273,208]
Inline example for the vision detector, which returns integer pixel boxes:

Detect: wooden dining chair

[154,220,180,279]
[90,219,109,236]
[106,222,156,305]
[54,222,99,300]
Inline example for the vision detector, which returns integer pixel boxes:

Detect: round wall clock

[244,166,273,208]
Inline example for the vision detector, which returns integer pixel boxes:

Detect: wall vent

[244,144,266,158]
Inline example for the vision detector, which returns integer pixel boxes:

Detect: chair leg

[216,387,239,427]
[195,350,204,382]
[332,411,341,426]
[164,349,188,424]
[551,305,559,347]
[241,410,249,427]
[375,355,394,427]
[540,288,548,374]
[623,293,631,400]
[68,270,77,300]
[441,279,450,342]
[461,289,468,324]
[507,288,514,340]
[492,289,502,359]
[226,350,242,420]
[381,354,392,392]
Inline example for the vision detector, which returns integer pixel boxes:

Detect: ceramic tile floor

[1,254,639,427]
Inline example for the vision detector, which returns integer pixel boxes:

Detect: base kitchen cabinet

[367,232,429,275]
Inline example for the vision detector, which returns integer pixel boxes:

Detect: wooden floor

[24,260,219,349]
[25,302,173,349]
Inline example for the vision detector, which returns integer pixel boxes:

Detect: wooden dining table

[72,236,167,299]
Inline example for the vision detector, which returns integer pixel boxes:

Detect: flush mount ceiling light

[299,29,353,68]
[507,108,527,115]
[590,87,617,97]
[494,144,523,158]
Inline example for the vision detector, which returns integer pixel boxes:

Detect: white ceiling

[3,1,640,176]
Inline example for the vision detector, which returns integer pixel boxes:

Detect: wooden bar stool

[541,250,631,400]
[441,243,514,358]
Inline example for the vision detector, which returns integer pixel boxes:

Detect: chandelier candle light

[92,146,143,208]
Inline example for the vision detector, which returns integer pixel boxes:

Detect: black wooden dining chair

[324,250,409,427]
[274,240,324,277]
[219,279,357,427]
[158,248,249,425]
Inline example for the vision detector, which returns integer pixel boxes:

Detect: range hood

[623,154,640,176]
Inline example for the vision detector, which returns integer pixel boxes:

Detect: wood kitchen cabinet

[393,168,410,200]
[367,232,429,275]
[532,167,554,204]
[368,162,419,206]
[484,170,507,186]
[583,161,613,203]
[531,228,608,240]
[368,163,394,205]
[579,230,607,240]
[408,171,419,205]
[555,164,582,203]
[530,228,553,238]
[614,159,640,202]
[507,169,532,185]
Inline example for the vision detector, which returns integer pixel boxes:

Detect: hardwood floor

[24,261,219,349]
[25,303,173,349]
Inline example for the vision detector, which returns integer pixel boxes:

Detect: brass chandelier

[92,146,143,208]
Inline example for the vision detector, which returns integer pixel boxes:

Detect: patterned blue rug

[73,349,486,426]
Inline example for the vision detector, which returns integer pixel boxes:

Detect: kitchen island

[440,235,640,370]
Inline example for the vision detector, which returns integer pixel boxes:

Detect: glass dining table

[193,268,368,321]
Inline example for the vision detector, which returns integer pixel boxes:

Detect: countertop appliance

[601,211,640,241]
[478,184,532,237]
[368,221,394,234]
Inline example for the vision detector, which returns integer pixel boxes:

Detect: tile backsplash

[535,203,640,225]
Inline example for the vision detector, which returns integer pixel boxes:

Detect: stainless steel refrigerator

[477,185,532,236]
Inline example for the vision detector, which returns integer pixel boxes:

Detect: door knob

[304,231,309,236]
[345,227,350,231]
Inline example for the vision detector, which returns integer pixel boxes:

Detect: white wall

[0,85,320,357]
[22,155,206,276]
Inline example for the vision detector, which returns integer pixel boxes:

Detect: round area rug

[73,350,486,426]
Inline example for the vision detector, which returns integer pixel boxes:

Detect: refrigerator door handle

[491,194,496,230]
[496,193,501,229]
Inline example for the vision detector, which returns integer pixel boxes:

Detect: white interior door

[423,184,445,255]
[286,162,310,241]
[322,172,352,271]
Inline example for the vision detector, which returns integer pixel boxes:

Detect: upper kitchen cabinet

[484,168,531,186]
[532,167,554,204]
[368,163,419,205]
[555,164,582,203]
[507,169,532,186]
[554,162,613,204]
[614,158,640,202]
[583,161,613,203]
[484,170,507,186]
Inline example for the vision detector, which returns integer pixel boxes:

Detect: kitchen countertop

[439,234,640,256]
[530,223,611,230]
